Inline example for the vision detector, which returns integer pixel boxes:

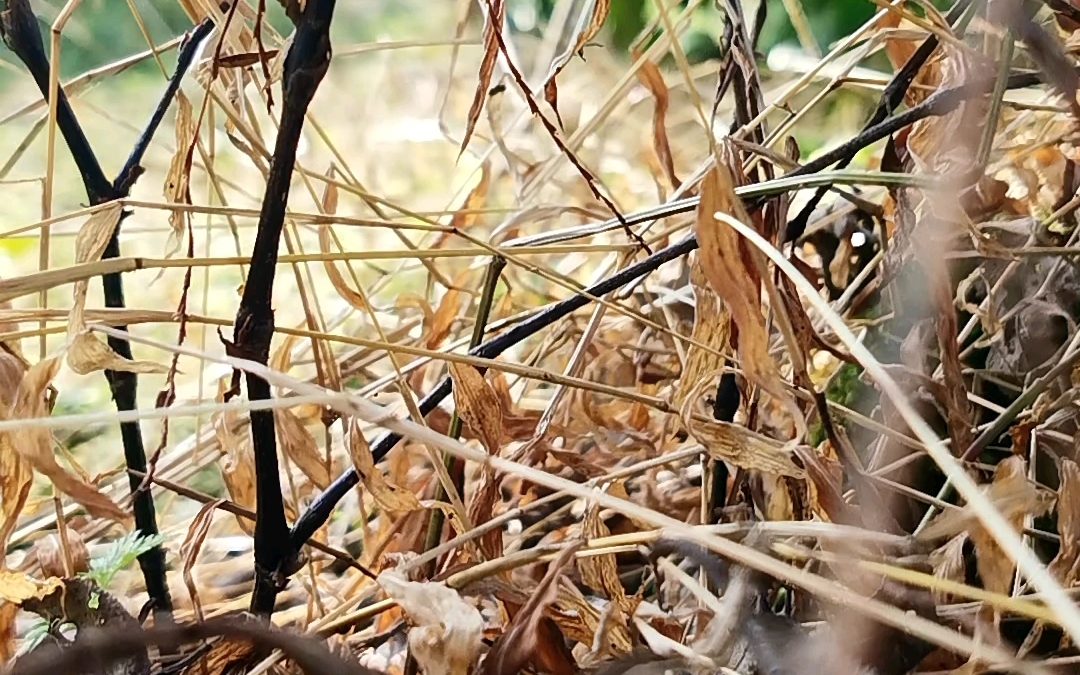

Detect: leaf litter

[10,2,1080,675]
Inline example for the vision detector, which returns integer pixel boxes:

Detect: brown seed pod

[32,531,89,578]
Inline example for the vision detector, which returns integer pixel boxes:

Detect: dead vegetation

[1,0,1080,673]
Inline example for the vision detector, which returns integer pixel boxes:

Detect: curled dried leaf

[67,331,170,375]
[162,91,196,260]
[632,50,679,190]
[481,543,580,675]
[427,285,462,350]
[274,409,330,489]
[460,0,506,154]
[675,259,730,407]
[0,570,61,604]
[33,531,89,578]
[348,419,420,514]
[378,569,484,675]
[694,152,789,410]
[436,161,492,247]
[3,357,128,523]
[541,0,610,124]
[448,362,503,454]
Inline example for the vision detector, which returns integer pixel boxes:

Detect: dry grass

[1,0,1080,673]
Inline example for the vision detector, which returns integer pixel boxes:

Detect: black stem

[784,0,972,243]
[0,0,211,622]
[225,0,335,616]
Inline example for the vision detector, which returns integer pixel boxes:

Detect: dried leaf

[436,161,492,247]
[632,51,679,189]
[274,409,330,489]
[460,0,506,154]
[3,357,129,523]
[214,379,256,534]
[467,466,503,560]
[348,418,420,514]
[929,533,968,604]
[427,286,462,350]
[180,498,221,620]
[541,0,610,124]
[0,602,15,661]
[67,331,170,375]
[68,203,123,331]
[969,457,1049,594]
[0,570,61,604]
[685,415,805,479]
[33,531,89,578]
[481,543,580,675]
[318,226,368,311]
[1050,459,1080,586]
[162,91,196,260]
[694,154,788,409]
[448,363,503,454]
[580,499,635,614]
[675,259,729,407]
[378,569,484,675]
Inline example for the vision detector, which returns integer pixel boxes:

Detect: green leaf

[20,617,50,654]
[81,531,165,590]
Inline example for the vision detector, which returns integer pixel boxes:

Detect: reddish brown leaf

[460,0,506,155]
[632,51,679,189]
[481,543,581,675]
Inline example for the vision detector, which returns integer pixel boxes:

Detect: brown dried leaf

[274,408,330,489]
[580,500,634,614]
[427,285,463,350]
[436,161,492,247]
[194,633,257,675]
[675,259,730,407]
[1050,459,1080,585]
[180,498,221,620]
[162,91,196,260]
[460,0,506,154]
[448,362,503,454]
[685,414,805,478]
[318,226,368,311]
[348,418,420,514]
[541,0,610,124]
[969,456,1049,595]
[694,155,787,408]
[467,466,503,560]
[379,569,484,675]
[3,357,128,523]
[69,203,123,331]
[214,379,256,535]
[33,531,89,578]
[929,533,968,604]
[481,543,580,675]
[0,602,15,661]
[67,331,170,375]
[0,354,30,554]
[632,51,679,189]
[0,570,61,604]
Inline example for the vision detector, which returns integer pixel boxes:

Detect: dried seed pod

[33,532,89,578]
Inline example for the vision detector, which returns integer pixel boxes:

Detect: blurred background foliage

[1,0,954,86]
